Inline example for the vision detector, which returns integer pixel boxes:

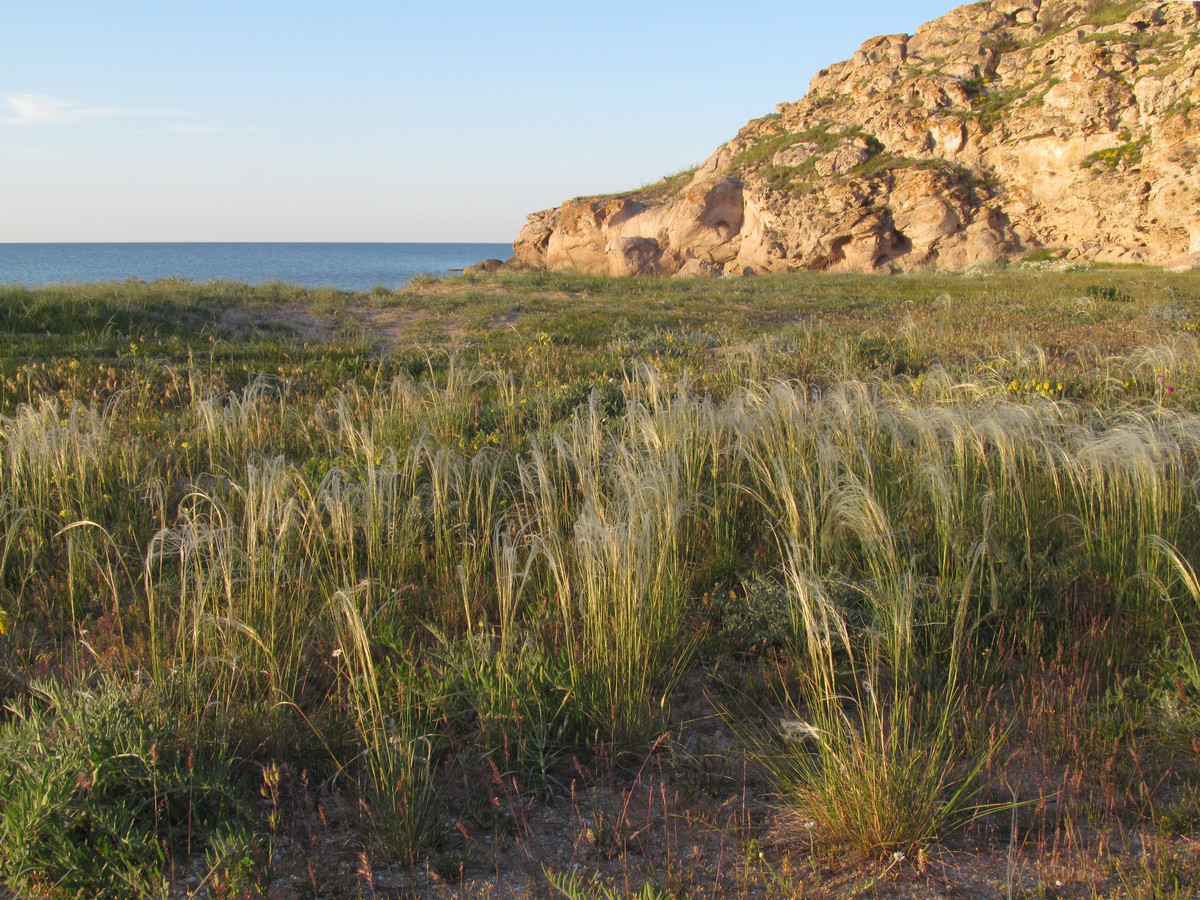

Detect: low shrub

[0,677,248,899]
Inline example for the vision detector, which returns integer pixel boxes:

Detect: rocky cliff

[504,0,1200,276]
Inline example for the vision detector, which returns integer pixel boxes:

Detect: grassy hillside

[2,266,1200,898]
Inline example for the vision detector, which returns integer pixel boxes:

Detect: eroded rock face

[509,0,1200,275]
[605,236,663,276]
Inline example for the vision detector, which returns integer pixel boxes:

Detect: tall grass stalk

[747,412,1000,854]
[1147,535,1200,699]
[331,584,436,864]
[530,398,695,751]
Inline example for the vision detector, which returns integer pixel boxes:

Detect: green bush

[715,577,794,654]
[0,678,247,899]
[1086,283,1135,303]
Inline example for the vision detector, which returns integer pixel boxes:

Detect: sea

[0,243,514,292]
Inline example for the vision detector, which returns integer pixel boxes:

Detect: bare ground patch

[218,303,335,343]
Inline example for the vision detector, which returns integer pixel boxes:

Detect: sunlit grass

[1,269,1199,893]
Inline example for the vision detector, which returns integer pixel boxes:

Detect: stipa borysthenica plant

[142,458,321,729]
[1146,534,1200,706]
[192,375,291,465]
[742,408,1005,856]
[0,397,145,643]
[623,365,746,582]
[525,393,697,753]
[330,584,438,865]
[1064,407,1200,603]
[731,373,1097,850]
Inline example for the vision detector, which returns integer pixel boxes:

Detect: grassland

[2,265,1200,898]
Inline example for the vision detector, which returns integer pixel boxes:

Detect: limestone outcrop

[503,0,1200,275]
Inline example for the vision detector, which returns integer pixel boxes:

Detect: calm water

[0,243,513,291]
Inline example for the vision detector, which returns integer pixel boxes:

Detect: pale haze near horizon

[3,1,959,244]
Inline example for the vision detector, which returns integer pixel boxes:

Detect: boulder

[674,258,723,278]
[814,139,873,177]
[464,258,506,274]
[605,236,663,276]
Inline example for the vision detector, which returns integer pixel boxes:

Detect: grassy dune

[2,267,1200,898]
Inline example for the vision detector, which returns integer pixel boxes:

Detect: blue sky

[2,1,959,243]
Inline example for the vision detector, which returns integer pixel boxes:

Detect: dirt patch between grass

[218,303,334,343]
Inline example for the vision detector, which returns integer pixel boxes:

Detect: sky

[2,1,960,243]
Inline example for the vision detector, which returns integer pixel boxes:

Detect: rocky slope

[501,0,1200,276]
